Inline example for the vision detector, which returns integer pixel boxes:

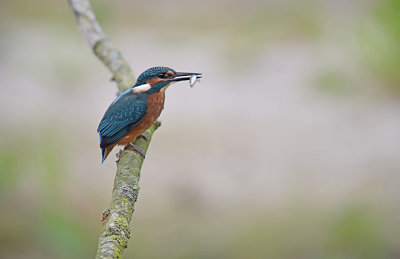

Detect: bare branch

[68,0,160,257]
[69,0,136,92]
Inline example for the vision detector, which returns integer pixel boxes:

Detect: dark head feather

[135,66,175,86]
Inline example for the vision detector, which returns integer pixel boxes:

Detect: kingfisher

[97,66,201,162]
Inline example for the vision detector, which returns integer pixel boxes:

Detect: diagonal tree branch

[69,0,136,92]
[96,122,160,258]
[68,0,160,257]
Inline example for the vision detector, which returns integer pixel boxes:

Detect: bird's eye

[158,73,167,78]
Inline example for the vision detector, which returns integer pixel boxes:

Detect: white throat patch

[132,84,151,93]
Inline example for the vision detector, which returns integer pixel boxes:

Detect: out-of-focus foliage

[359,0,400,93]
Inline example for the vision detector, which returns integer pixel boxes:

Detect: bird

[97,66,202,163]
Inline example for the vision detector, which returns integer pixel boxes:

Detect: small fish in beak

[189,74,201,88]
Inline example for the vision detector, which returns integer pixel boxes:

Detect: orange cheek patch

[146,78,166,86]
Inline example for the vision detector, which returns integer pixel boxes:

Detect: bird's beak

[170,72,202,82]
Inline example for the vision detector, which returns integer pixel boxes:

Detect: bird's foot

[128,143,146,158]
[138,134,149,141]
[115,149,123,162]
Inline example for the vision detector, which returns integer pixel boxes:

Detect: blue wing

[97,91,148,148]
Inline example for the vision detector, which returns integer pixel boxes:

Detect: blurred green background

[1,0,400,258]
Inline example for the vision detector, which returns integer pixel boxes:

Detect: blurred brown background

[1,0,400,258]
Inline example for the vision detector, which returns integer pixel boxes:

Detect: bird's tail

[101,146,114,163]
[101,148,106,163]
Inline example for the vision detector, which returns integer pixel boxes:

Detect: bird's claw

[115,149,123,162]
[128,143,146,158]
[138,134,149,141]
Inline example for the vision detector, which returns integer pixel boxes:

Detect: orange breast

[116,92,165,146]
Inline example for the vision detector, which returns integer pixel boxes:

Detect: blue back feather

[97,91,148,148]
